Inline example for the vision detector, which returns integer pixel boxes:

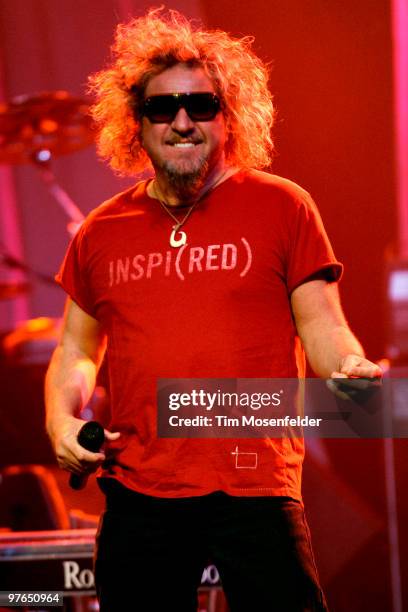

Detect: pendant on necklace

[170,226,187,248]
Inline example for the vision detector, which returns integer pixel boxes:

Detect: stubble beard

[159,156,210,202]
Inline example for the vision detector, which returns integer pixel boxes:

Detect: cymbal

[0,281,31,299]
[0,90,94,164]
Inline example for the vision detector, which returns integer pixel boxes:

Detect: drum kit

[0,90,101,464]
[0,89,94,306]
[0,89,94,340]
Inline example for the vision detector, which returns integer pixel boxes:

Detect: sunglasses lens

[143,93,220,123]
[186,94,220,121]
[143,95,178,123]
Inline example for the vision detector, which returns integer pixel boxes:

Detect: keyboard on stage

[0,529,221,598]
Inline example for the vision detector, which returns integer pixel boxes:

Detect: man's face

[140,64,227,193]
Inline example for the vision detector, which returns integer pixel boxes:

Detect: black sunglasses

[141,92,221,123]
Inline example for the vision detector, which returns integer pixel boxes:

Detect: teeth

[173,143,195,147]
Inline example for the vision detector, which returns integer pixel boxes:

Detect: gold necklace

[152,169,231,248]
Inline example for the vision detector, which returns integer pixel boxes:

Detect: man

[45,9,381,611]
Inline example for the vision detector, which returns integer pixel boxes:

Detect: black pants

[94,479,328,612]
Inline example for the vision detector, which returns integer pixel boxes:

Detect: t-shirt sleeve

[286,191,343,294]
[55,224,96,317]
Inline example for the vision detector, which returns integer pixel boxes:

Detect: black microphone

[69,421,105,490]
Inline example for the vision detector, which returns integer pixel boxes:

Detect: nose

[171,107,195,133]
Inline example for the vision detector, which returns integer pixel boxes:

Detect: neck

[149,161,236,207]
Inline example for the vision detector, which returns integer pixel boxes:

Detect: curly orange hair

[88,8,275,175]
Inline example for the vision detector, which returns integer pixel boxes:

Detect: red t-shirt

[56,169,342,500]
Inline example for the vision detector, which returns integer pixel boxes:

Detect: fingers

[331,355,383,380]
[328,355,383,400]
[339,365,382,378]
[57,439,105,475]
[51,416,121,475]
[53,417,119,475]
[330,376,382,390]
[60,456,104,476]
[104,429,121,441]
[326,378,353,401]
[327,377,382,401]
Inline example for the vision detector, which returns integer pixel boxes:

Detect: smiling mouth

[166,141,203,148]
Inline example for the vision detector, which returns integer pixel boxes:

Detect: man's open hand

[327,355,383,400]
